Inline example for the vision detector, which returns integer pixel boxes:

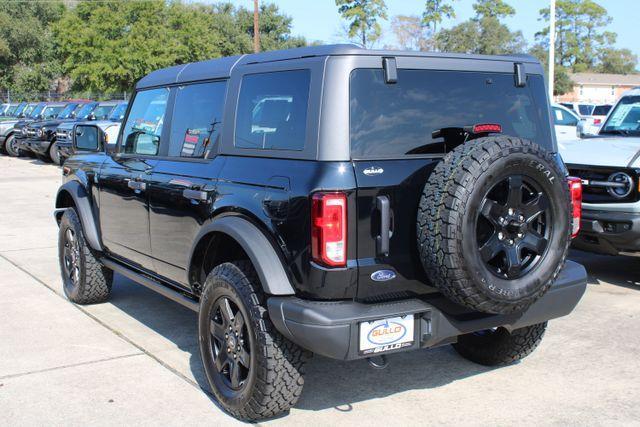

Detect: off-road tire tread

[452,322,547,366]
[417,136,570,314]
[59,209,112,304]
[202,261,305,421]
[5,135,20,157]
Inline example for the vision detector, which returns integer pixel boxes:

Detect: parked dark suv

[55,45,587,421]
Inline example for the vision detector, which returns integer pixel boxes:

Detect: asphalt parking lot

[1,155,639,426]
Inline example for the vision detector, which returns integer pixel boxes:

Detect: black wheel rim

[476,174,552,280]
[209,297,251,391]
[62,228,80,285]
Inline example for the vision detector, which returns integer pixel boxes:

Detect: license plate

[359,315,414,355]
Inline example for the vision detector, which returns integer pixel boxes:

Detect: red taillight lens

[311,192,347,267]
[472,123,502,134]
[593,118,602,125]
[568,177,582,238]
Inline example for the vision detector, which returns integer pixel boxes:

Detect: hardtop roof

[136,44,539,89]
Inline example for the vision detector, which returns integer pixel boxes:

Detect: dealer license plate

[359,315,414,355]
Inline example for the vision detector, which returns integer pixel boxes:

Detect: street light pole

[253,0,260,53]
[548,0,556,101]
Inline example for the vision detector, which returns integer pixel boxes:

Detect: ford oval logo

[371,270,396,282]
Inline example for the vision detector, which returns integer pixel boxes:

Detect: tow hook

[367,355,388,370]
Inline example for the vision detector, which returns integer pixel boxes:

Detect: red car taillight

[568,177,582,238]
[593,118,602,125]
[311,192,347,267]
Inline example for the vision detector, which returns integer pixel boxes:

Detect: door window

[168,81,227,158]
[553,107,578,126]
[121,88,169,156]
[235,70,310,151]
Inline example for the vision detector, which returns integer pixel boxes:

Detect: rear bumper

[572,209,640,255]
[268,260,587,360]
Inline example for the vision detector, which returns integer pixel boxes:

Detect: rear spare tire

[417,136,570,314]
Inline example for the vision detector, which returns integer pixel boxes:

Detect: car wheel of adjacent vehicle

[58,209,113,304]
[5,135,21,157]
[417,136,571,314]
[37,153,52,163]
[198,261,306,421]
[49,141,61,165]
[452,322,547,366]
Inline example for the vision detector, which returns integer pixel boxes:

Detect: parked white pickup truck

[560,88,640,255]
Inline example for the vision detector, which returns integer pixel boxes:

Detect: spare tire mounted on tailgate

[417,136,571,314]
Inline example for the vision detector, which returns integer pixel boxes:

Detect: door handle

[376,195,390,256]
[183,189,208,202]
[127,180,146,191]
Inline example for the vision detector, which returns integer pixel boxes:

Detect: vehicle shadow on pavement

[569,249,640,290]
[107,274,495,415]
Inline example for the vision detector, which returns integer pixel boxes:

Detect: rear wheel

[198,261,306,421]
[417,136,571,314]
[5,135,21,157]
[453,322,547,366]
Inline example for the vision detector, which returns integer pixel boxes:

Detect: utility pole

[253,0,260,53]
[548,0,556,101]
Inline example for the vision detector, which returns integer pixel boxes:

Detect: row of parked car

[551,102,612,141]
[0,100,127,164]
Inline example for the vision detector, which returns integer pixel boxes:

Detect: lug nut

[498,232,504,240]
[499,217,505,224]
[519,215,525,222]
[508,208,514,215]
[517,233,523,238]
[508,239,514,245]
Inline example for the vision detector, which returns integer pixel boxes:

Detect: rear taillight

[472,123,502,133]
[568,177,582,238]
[593,118,602,125]
[311,192,347,267]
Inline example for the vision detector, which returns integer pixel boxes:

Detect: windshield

[22,104,37,117]
[600,96,640,136]
[578,104,595,116]
[593,105,611,116]
[93,104,116,120]
[12,103,26,116]
[4,105,17,116]
[56,103,78,119]
[41,105,64,120]
[29,104,45,118]
[108,103,127,121]
[75,102,98,119]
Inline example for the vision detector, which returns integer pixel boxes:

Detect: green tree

[529,43,574,95]
[422,0,456,35]
[437,0,524,55]
[336,0,388,48]
[472,0,514,19]
[0,0,65,98]
[235,3,306,52]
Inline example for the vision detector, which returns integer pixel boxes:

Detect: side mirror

[87,112,96,121]
[73,124,102,152]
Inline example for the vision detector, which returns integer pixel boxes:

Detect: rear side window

[350,69,553,158]
[593,105,611,116]
[578,104,594,116]
[168,81,226,158]
[553,107,578,126]
[235,70,310,151]
[121,88,169,156]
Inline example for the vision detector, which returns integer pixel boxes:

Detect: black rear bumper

[268,260,587,360]
[572,209,640,255]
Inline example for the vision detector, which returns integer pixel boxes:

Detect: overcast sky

[219,0,639,60]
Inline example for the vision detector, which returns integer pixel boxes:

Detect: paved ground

[1,155,639,426]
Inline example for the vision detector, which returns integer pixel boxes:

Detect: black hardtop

[136,44,539,90]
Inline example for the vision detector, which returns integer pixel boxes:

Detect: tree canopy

[335,0,387,48]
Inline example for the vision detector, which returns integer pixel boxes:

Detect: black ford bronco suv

[54,45,587,420]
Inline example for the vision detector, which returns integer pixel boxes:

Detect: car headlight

[607,172,633,198]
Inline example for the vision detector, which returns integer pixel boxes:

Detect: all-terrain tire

[5,134,21,157]
[452,322,547,366]
[58,209,113,304]
[417,136,571,314]
[198,261,306,421]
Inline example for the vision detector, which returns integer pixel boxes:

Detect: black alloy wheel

[476,174,552,280]
[209,296,251,392]
[62,227,81,286]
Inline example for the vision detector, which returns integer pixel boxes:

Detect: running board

[101,258,199,312]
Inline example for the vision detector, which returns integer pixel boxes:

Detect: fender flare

[189,216,296,295]
[55,181,103,252]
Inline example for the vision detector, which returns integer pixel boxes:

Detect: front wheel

[5,135,21,157]
[198,261,306,421]
[50,141,61,165]
[452,322,547,366]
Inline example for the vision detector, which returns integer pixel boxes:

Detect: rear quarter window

[349,69,553,159]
